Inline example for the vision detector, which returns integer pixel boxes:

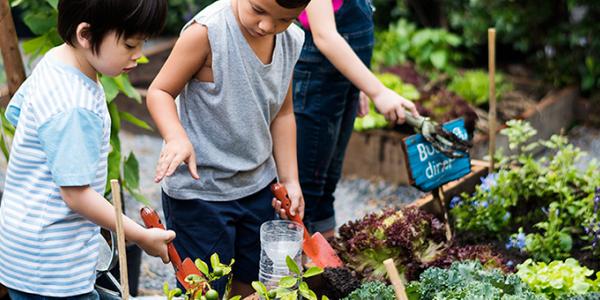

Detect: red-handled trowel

[140,207,205,293]
[270,183,343,268]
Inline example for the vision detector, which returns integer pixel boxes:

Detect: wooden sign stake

[488,28,497,171]
[384,258,409,300]
[110,180,130,300]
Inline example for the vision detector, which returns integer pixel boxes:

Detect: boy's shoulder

[10,53,105,125]
[184,0,230,31]
[282,23,305,47]
[279,23,305,61]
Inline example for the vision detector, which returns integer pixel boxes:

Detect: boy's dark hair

[58,0,167,53]
[276,0,311,9]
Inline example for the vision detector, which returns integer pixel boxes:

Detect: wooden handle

[110,180,129,300]
[384,258,408,300]
[140,207,183,272]
[488,28,497,171]
[270,183,310,241]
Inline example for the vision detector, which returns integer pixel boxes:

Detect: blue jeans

[8,289,99,300]
[293,0,374,233]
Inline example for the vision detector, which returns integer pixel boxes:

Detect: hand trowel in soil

[270,183,343,269]
[140,207,205,293]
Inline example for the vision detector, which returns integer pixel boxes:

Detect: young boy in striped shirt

[0,0,174,298]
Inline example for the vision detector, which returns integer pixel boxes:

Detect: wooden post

[488,28,497,171]
[0,0,26,98]
[110,180,130,300]
[384,258,408,300]
[433,187,452,241]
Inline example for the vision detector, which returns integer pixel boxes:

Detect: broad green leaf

[251,281,268,295]
[46,0,58,9]
[123,152,140,189]
[303,267,323,278]
[119,111,153,130]
[286,256,300,275]
[195,259,210,278]
[430,50,448,70]
[278,276,297,289]
[210,253,221,270]
[113,74,141,102]
[105,148,121,195]
[137,55,150,64]
[558,232,573,252]
[23,31,59,59]
[23,11,57,35]
[101,76,120,103]
[228,296,242,300]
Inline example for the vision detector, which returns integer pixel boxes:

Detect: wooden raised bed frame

[342,86,578,185]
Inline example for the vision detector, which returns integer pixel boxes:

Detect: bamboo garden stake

[488,28,497,171]
[384,258,408,300]
[110,179,130,300]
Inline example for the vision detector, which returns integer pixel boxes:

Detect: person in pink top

[274,0,419,238]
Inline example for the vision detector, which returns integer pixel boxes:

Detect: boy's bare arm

[271,79,304,218]
[147,23,210,181]
[60,186,175,263]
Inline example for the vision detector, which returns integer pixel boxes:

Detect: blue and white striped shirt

[0,50,111,296]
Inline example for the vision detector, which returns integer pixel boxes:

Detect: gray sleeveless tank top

[162,0,304,201]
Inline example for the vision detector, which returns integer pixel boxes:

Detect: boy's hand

[155,138,199,182]
[357,91,370,117]
[137,228,176,264]
[370,87,419,124]
[272,181,305,220]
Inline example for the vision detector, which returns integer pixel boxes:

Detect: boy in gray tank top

[146,0,307,296]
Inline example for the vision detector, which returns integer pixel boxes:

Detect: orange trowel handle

[270,183,311,241]
[140,207,183,271]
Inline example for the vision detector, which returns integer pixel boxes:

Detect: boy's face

[87,32,145,77]
[236,0,304,38]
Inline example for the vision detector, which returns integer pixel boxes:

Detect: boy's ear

[75,22,93,50]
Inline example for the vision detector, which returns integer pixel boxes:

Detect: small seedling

[164,253,242,300]
[251,256,329,300]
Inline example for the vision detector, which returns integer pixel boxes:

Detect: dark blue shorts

[161,181,276,294]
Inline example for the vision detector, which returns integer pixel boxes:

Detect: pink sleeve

[298,0,344,30]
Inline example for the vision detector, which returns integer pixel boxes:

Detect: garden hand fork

[404,113,472,158]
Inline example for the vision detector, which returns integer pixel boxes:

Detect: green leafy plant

[164,253,241,300]
[443,0,600,93]
[341,281,395,300]
[448,69,512,106]
[251,256,328,300]
[372,19,416,68]
[450,120,600,262]
[332,207,447,282]
[7,0,152,203]
[517,258,600,299]
[406,260,542,300]
[372,19,462,73]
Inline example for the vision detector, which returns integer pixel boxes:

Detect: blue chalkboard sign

[403,119,471,192]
